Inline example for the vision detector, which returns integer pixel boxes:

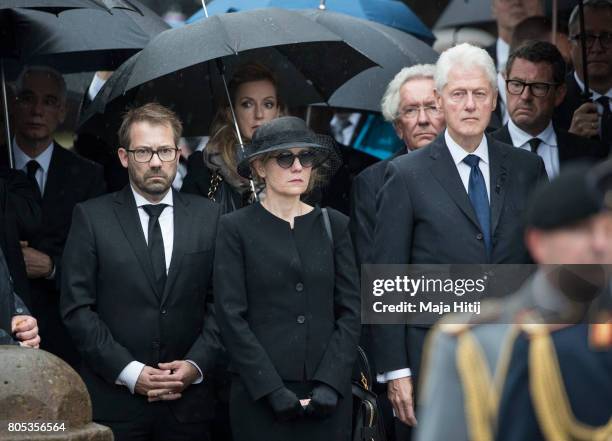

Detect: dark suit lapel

[488,136,510,235]
[113,186,161,300]
[428,137,481,230]
[161,190,190,305]
[41,144,66,214]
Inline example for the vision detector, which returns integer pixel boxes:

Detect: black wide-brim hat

[237,116,339,179]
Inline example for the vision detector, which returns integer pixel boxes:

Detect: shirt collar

[12,139,54,173]
[573,71,612,100]
[131,185,174,208]
[445,129,489,166]
[507,119,557,147]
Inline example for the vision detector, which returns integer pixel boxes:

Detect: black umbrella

[79,7,376,141]
[297,9,438,112]
[434,0,577,30]
[4,3,168,73]
[1,0,168,166]
[0,0,142,13]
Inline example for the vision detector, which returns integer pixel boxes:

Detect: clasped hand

[135,361,199,403]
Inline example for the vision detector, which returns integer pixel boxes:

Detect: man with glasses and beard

[492,40,607,179]
[61,103,222,441]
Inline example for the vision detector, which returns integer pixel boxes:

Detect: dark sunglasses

[272,150,319,169]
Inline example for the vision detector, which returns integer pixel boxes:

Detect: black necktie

[596,96,611,146]
[142,204,168,293]
[463,154,492,258]
[26,160,41,196]
[528,138,542,154]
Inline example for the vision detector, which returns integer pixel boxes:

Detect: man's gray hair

[381,64,436,122]
[569,0,612,33]
[434,43,497,92]
[14,65,67,101]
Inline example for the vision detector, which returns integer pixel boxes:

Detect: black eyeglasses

[272,150,319,169]
[126,147,178,163]
[506,79,558,97]
[569,32,612,49]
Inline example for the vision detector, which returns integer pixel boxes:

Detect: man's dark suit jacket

[371,133,548,374]
[554,72,587,134]
[1,143,106,365]
[491,123,609,165]
[349,149,404,267]
[0,167,41,307]
[0,247,30,345]
[553,72,611,151]
[61,186,222,423]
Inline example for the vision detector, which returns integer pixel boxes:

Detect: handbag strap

[322,207,333,246]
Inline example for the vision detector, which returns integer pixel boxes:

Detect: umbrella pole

[1,59,14,168]
[217,59,259,201]
[551,0,557,45]
[578,0,591,100]
[201,2,258,200]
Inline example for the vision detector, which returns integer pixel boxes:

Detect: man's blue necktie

[463,154,491,257]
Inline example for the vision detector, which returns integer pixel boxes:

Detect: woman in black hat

[181,62,284,213]
[214,116,361,440]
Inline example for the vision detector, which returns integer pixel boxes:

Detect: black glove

[305,383,338,418]
[266,387,304,421]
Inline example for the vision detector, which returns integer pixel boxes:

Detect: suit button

[161,309,167,315]
[297,315,305,324]
[152,340,160,348]
[476,233,483,240]
[296,282,304,292]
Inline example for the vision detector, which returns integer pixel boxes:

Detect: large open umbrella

[434,0,577,30]
[297,9,438,112]
[1,0,168,166]
[187,0,435,43]
[79,7,376,142]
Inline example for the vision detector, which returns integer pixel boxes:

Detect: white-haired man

[350,64,445,266]
[370,43,547,437]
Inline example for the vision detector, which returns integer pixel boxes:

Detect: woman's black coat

[213,203,361,401]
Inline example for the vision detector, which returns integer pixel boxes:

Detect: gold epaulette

[526,320,612,441]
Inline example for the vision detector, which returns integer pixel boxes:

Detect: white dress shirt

[495,38,510,72]
[507,119,559,178]
[496,71,510,124]
[445,130,491,202]
[115,187,203,393]
[378,131,491,385]
[12,139,54,194]
[330,112,361,146]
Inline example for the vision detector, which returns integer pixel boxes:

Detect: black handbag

[351,345,387,441]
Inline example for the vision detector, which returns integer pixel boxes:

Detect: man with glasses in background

[493,40,608,178]
[554,0,612,151]
[61,103,222,441]
[1,66,106,367]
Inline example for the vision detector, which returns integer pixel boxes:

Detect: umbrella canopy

[2,3,168,74]
[297,9,438,112]
[0,0,141,13]
[435,0,578,30]
[79,7,376,142]
[187,0,435,43]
